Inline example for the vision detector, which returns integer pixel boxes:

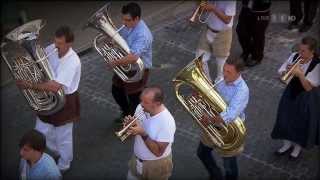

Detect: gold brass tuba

[115,107,145,142]
[85,3,144,83]
[280,54,303,84]
[1,19,65,115]
[172,55,246,156]
[189,0,210,23]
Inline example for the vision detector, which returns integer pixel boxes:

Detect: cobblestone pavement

[1,1,319,180]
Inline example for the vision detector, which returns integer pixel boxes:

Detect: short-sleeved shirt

[19,153,62,180]
[119,20,153,69]
[45,44,81,94]
[206,0,237,31]
[133,104,176,160]
[278,52,320,87]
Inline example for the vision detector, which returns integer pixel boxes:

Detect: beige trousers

[127,154,173,180]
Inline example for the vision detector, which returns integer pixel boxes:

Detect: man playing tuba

[109,2,153,123]
[16,26,81,173]
[198,56,249,180]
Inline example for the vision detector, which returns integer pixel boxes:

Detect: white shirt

[133,104,176,160]
[278,52,320,87]
[45,44,81,94]
[206,1,236,31]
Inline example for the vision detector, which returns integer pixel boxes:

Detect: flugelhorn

[280,54,303,84]
[115,109,145,142]
[85,3,144,83]
[189,1,210,23]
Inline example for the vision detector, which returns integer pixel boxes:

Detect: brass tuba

[172,55,246,156]
[280,54,303,84]
[1,19,65,115]
[85,3,144,83]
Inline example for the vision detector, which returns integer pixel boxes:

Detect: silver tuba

[1,19,65,115]
[85,3,144,83]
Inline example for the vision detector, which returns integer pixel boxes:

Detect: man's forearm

[116,55,138,66]
[141,134,167,157]
[30,81,62,93]
[210,7,232,24]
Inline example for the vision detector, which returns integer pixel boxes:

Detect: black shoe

[274,146,293,156]
[288,22,299,30]
[245,59,261,67]
[299,24,312,33]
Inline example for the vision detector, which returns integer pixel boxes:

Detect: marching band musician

[125,86,176,180]
[16,26,81,173]
[271,36,320,159]
[198,57,249,180]
[109,2,153,123]
[195,0,236,82]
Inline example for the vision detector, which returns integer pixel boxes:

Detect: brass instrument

[115,108,145,142]
[172,55,246,156]
[280,54,303,84]
[85,3,144,83]
[189,1,210,23]
[1,19,65,115]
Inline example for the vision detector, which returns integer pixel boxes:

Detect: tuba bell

[85,3,144,83]
[172,55,246,157]
[1,19,65,115]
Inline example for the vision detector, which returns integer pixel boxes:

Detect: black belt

[207,26,220,33]
[136,156,144,162]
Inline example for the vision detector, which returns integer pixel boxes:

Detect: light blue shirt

[19,153,62,180]
[119,20,153,69]
[215,75,249,123]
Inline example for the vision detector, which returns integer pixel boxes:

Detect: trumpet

[115,109,145,142]
[280,54,303,84]
[189,1,210,23]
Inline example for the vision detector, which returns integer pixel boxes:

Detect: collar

[225,75,243,86]
[29,153,45,169]
[59,47,73,60]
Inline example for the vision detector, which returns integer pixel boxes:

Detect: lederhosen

[271,54,320,147]
[38,91,80,127]
[112,69,150,94]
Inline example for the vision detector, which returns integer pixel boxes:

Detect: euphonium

[115,108,145,142]
[172,55,246,157]
[1,19,65,115]
[280,54,303,84]
[189,0,210,23]
[85,3,144,83]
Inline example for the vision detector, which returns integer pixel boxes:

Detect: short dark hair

[121,2,141,19]
[301,36,317,52]
[225,56,245,72]
[19,129,46,152]
[143,85,164,103]
[55,25,74,43]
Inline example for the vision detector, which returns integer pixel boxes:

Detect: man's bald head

[141,85,164,104]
